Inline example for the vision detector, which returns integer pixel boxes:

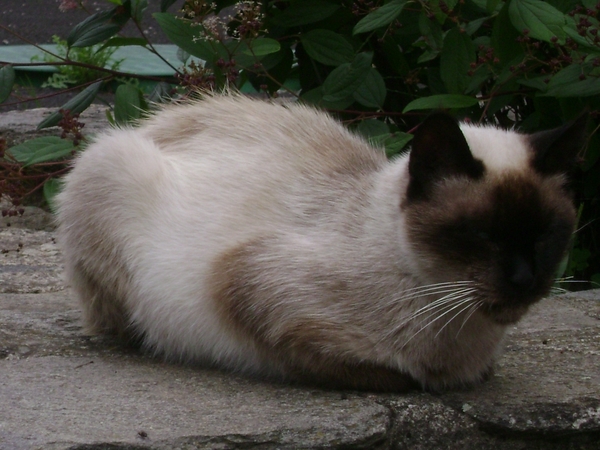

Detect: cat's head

[403,113,587,324]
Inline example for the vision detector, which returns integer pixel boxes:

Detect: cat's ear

[529,113,588,176]
[407,114,484,201]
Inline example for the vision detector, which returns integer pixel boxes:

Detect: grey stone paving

[1,108,599,449]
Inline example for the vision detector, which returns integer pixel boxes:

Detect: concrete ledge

[1,287,598,449]
[0,105,109,146]
[1,108,599,449]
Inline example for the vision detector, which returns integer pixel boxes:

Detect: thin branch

[0,79,107,108]
[131,19,183,76]
[0,23,65,61]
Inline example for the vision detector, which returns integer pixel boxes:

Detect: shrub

[0,0,598,287]
[35,35,122,89]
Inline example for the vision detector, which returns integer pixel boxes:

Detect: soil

[0,0,183,112]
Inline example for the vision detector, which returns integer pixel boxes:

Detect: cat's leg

[209,237,420,393]
[57,129,166,344]
[283,357,421,392]
[67,259,138,343]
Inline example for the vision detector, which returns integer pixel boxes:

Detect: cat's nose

[508,255,535,290]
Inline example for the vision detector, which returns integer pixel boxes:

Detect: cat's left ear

[407,113,484,201]
[529,113,588,176]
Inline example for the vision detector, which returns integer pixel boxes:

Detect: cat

[56,94,586,392]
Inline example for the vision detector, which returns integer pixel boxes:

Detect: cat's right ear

[407,114,485,201]
[529,112,588,176]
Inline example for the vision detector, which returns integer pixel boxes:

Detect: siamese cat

[56,95,586,392]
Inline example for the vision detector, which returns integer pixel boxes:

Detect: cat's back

[56,95,388,359]
[57,95,388,285]
[139,95,384,177]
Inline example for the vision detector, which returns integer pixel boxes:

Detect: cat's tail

[56,128,171,337]
[59,128,171,219]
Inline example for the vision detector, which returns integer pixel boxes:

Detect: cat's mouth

[479,273,553,324]
[481,288,548,324]
[482,302,532,324]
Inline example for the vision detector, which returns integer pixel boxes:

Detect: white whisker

[394,288,477,331]
[434,299,479,339]
[455,301,484,338]
[400,296,478,349]
[386,281,474,302]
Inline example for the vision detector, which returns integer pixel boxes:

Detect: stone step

[1,107,599,449]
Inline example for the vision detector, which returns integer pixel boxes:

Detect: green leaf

[241,38,281,56]
[246,44,294,93]
[300,86,354,110]
[114,84,142,124]
[177,47,190,63]
[465,16,489,35]
[0,65,15,103]
[380,33,410,75]
[418,11,444,52]
[486,0,502,13]
[149,81,173,103]
[301,29,354,66]
[440,28,476,94]
[273,0,340,27]
[67,8,127,48]
[105,108,116,126]
[367,131,413,157]
[43,178,64,213]
[562,15,600,53]
[154,13,223,62]
[353,0,408,35]
[6,137,63,162]
[402,94,479,112]
[160,0,177,12]
[130,0,148,23]
[24,142,75,167]
[382,132,413,158]
[71,24,121,48]
[508,0,567,43]
[544,65,600,97]
[516,75,549,91]
[100,37,148,48]
[442,0,459,10]
[37,81,103,130]
[322,52,372,103]
[353,68,387,108]
[6,137,74,165]
[357,119,390,140]
[491,1,524,65]
[465,65,493,94]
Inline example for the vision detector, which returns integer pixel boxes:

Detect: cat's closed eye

[452,220,493,244]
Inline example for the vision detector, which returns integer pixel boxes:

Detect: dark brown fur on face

[404,172,576,324]
[403,113,585,325]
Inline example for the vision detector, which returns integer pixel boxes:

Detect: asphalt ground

[0,0,181,111]
[0,0,176,45]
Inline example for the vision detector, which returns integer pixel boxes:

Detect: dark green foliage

[1,0,599,287]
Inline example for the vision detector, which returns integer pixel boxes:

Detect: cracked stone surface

[0,108,599,449]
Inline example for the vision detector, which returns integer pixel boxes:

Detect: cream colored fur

[56,95,570,391]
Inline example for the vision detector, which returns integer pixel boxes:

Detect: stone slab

[0,105,109,146]
[0,289,598,449]
[0,108,599,448]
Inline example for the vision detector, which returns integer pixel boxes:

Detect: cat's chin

[482,301,533,325]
